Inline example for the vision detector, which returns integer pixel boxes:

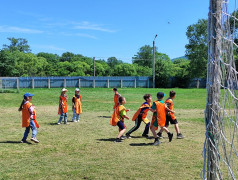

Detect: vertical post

[147,78,150,88]
[32,78,34,89]
[64,78,66,88]
[17,77,19,92]
[196,79,200,88]
[48,78,50,89]
[93,57,95,77]
[121,79,123,88]
[78,79,81,88]
[93,57,95,88]
[93,79,95,88]
[0,77,2,89]
[153,34,157,88]
[107,79,109,88]
[205,0,222,179]
[134,78,136,88]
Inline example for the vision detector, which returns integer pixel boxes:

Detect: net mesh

[203,0,238,179]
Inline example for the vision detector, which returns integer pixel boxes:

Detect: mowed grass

[0,88,206,180]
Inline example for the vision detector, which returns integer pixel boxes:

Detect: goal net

[203,0,238,179]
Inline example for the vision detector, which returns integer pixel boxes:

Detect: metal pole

[93,57,95,77]
[153,34,157,88]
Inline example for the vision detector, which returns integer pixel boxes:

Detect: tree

[0,49,19,76]
[185,19,208,78]
[133,64,152,76]
[3,37,31,53]
[60,52,76,62]
[155,53,174,87]
[172,58,190,88]
[132,45,157,68]
[112,64,137,76]
[107,57,123,68]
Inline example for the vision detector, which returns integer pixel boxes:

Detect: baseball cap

[75,88,80,91]
[61,88,68,92]
[157,92,165,99]
[24,93,34,98]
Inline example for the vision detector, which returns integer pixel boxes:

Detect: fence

[0,76,152,89]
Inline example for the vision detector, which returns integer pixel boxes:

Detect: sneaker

[120,136,126,140]
[157,133,163,139]
[20,140,27,143]
[57,122,61,125]
[126,134,131,139]
[31,137,39,143]
[114,138,122,143]
[142,134,150,139]
[168,133,173,142]
[153,140,161,146]
[177,133,184,139]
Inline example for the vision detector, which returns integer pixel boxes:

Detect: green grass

[0,88,206,180]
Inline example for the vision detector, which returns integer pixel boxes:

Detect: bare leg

[117,129,126,139]
[150,126,158,138]
[175,124,180,134]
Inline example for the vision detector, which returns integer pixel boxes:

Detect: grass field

[0,88,206,180]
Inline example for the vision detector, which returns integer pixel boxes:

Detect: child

[157,91,184,139]
[57,88,68,125]
[72,88,82,122]
[110,96,130,143]
[18,93,39,143]
[150,92,174,146]
[113,87,121,109]
[126,94,152,139]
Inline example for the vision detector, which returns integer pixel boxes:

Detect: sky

[0,0,210,63]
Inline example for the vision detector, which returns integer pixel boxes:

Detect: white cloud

[73,21,115,33]
[32,44,66,51]
[0,26,43,34]
[60,32,97,39]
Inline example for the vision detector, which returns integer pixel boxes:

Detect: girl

[57,88,68,125]
[72,88,82,122]
[18,93,39,143]
[110,96,130,143]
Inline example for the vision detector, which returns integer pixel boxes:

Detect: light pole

[153,34,157,88]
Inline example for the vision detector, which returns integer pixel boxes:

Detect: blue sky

[0,0,209,63]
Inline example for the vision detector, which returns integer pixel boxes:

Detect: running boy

[18,93,39,143]
[72,88,82,122]
[57,88,68,125]
[157,90,184,139]
[113,87,120,109]
[126,94,152,139]
[110,96,130,143]
[150,92,174,146]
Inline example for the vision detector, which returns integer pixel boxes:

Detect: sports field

[0,88,206,180]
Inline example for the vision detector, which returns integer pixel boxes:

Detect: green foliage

[112,63,137,76]
[155,53,174,88]
[132,45,155,68]
[185,19,208,78]
[172,58,190,88]
[107,57,123,68]
[3,37,31,53]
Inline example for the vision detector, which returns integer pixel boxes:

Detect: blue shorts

[117,121,125,130]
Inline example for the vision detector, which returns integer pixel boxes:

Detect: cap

[112,87,117,91]
[75,88,80,92]
[61,88,68,92]
[23,93,34,98]
[157,92,165,99]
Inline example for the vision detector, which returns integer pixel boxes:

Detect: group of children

[110,88,184,145]
[18,88,82,143]
[18,87,183,145]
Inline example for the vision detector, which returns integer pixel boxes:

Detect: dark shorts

[165,115,178,126]
[117,121,125,130]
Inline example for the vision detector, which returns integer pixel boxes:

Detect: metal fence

[0,76,152,89]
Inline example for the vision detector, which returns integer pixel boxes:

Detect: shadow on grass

[0,141,32,144]
[129,143,154,146]
[48,122,60,125]
[98,116,111,118]
[97,138,116,142]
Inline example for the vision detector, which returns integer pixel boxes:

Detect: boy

[126,94,152,139]
[110,96,130,143]
[157,90,184,139]
[150,92,174,146]
[113,87,121,109]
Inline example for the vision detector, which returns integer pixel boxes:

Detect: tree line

[2,16,236,88]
